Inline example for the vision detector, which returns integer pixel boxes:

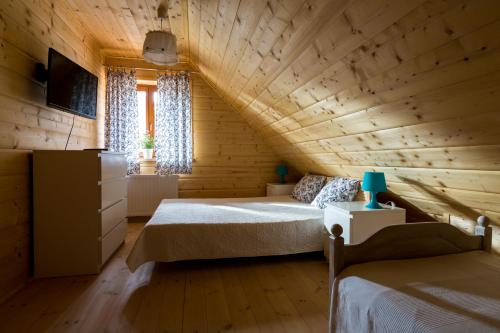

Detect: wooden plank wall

[181,73,285,198]
[113,59,288,198]
[0,0,104,301]
[186,0,500,252]
[60,0,190,61]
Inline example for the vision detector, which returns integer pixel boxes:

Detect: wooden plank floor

[0,223,330,333]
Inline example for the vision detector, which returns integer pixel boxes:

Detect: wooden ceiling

[62,0,189,61]
[67,0,500,236]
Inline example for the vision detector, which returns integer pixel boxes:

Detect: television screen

[47,48,98,119]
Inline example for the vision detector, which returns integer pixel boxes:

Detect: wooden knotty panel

[132,66,286,198]
[181,0,500,252]
[0,150,30,303]
[0,223,330,332]
[2,1,498,304]
[0,0,103,302]
[57,0,190,61]
[61,0,500,241]
[179,73,284,198]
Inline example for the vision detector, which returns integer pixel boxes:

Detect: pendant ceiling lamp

[143,4,177,66]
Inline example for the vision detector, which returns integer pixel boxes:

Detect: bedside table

[323,201,405,258]
[266,183,296,196]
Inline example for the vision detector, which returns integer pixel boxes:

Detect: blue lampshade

[275,163,288,184]
[362,172,387,209]
[362,172,387,192]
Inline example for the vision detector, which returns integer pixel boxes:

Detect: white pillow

[311,177,361,209]
[291,174,327,203]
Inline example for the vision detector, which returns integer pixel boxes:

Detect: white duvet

[126,196,324,271]
[331,251,500,332]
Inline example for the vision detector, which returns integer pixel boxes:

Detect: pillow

[291,174,327,203]
[311,177,361,208]
[353,189,366,201]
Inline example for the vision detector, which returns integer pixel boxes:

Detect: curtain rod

[105,62,199,74]
[107,65,199,73]
[135,67,200,74]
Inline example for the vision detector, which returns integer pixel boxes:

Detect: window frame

[137,84,157,137]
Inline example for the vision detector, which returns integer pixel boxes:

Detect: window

[137,85,157,139]
[136,74,192,174]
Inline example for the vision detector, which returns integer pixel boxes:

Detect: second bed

[127,195,324,271]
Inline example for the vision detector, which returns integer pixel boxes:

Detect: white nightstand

[266,183,296,196]
[323,201,405,258]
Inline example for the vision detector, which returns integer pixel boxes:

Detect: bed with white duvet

[126,195,324,271]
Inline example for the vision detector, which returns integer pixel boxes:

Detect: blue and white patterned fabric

[155,73,192,175]
[311,177,360,208]
[105,68,140,175]
[291,174,327,203]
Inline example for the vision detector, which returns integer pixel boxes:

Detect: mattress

[126,195,324,271]
[331,251,500,333]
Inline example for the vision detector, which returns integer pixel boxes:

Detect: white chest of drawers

[33,150,127,277]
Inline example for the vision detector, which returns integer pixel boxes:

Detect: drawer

[101,199,127,237]
[101,219,126,265]
[100,153,127,180]
[101,177,127,209]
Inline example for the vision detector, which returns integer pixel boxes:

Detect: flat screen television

[47,48,98,119]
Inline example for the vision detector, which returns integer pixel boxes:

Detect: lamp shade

[275,164,288,177]
[275,163,288,184]
[143,31,178,66]
[362,172,387,193]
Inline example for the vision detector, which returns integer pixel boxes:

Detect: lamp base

[365,192,383,209]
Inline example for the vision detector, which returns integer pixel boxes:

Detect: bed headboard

[353,190,366,201]
[328,216,493,279]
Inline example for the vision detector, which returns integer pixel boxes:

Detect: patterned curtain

[155,73,192,175]
[105,68,140,174]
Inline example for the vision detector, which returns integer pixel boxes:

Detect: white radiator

[127,175,179,216]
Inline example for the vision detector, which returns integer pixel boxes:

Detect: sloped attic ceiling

[67,0,500,229]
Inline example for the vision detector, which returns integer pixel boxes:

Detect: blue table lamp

[362,172,387,209]
[276,163,288,184]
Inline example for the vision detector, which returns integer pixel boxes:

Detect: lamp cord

[65,114,76,150]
